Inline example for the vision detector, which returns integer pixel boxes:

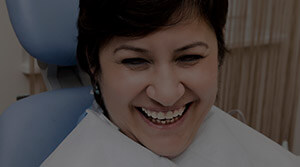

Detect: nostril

[145,82,185,107]
[177,83,185,97]
[146,85,156,98]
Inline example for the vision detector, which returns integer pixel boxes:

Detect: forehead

[102,19,216,52]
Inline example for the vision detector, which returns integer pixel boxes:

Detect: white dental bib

[42,106,299,167]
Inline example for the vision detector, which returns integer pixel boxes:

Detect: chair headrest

[6,0,79,66]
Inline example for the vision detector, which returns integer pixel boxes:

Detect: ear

[85,48,97,76]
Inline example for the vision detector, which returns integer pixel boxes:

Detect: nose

[146,68,185,106]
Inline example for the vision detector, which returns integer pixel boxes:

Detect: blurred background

[215,0,300,155]
[0,0,300,155]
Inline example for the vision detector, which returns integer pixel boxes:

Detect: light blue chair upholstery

[0,87,93,167]
[6,0,79,65]
[0,0,93,166]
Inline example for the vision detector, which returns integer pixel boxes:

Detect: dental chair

[0,0,94,166]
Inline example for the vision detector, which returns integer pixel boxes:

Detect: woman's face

[98,19,218,158]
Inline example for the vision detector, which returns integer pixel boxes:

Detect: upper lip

[135,102,192,112]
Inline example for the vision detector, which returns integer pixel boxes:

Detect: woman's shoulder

[208,106,299,166]
[41,108,176,167]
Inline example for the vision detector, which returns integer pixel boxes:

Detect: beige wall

[0,0,29,114]
[292,42,300,155]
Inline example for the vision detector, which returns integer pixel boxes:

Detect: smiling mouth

[135,102,193,125]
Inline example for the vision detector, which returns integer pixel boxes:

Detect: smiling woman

[76,0,228,119]
[41,0,300,166]
[77,0,222,158]
[98,19,218,157]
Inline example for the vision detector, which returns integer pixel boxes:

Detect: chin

[142,135,191,159]
[152,145,185,159]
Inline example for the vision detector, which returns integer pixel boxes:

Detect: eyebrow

[114,45,149,54]
[113,41,208,54]
[174,41,208,53]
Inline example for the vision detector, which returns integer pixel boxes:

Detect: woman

[77,0,225,158]
[42,0,299,166]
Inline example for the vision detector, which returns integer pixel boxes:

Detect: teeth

[174,110,179,117]
[166,111,173,119]
[157,112,164,119]
[151,112,158,119]
[141,105,186,120]
[142,108,149,116]
[152,118,176,125]
[178,107,185,116]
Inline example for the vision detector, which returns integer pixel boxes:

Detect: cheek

[181,56,218,100]
[100,66,149,108]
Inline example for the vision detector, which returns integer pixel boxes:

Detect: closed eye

[121,58,151,70]
[176,54,204,62]
[121,58,150,65]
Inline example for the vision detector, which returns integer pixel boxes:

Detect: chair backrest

[0,87,93,167]
[6,0,79,66]
[6,0,85,90]
[0,0,94,166]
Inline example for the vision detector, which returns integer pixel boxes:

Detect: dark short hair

[77,0,228,116]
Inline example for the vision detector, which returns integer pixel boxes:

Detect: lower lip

[136,103,192,129]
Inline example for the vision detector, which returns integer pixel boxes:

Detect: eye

[121,58,149,65]
[120,58,150,70]
[176,55,204,63]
